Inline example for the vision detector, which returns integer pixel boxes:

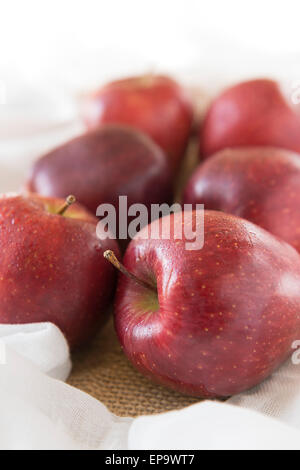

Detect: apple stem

[56,195,76,215]
[104,250,157,293]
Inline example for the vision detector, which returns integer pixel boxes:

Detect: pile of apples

[3,75,300,399]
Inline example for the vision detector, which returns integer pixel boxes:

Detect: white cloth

[129,401,300,451]
[0,323,71,380]
[0,329,130,450]
[1,322,300,450]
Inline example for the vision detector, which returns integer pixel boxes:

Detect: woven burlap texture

[69,317,200,417]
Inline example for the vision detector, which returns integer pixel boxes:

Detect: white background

[0,0,300,188]
[1,0,300,89]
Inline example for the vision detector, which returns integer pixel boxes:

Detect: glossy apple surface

[201,79,300,158]
[0,193,119,349]
[183,147,300,253]
[81,75,194,173]
[114,210,300,397]
[27,125,173,245]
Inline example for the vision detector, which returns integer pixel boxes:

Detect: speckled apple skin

[81,75,193,174]
[27,125,173,227]
[0,194,119,349]
[114,210,300,397]
[183,147,300,254]
[201,79,300,158]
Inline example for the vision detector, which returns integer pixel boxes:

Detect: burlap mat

[69,137,201,417]
[69,317,200,417]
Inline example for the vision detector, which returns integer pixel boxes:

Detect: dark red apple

[0,193,119,349]
[201,79,300,158]
[183,147,300,253]
[81,75,194,174]
[111,210,300,398]
[27,125,173,245]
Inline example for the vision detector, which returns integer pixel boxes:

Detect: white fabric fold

[0,322,71,380]
[228,359,300,430]
[0,340,131,450]
[1,321,300,449]
[128,401,300,450]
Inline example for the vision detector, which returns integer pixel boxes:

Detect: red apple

[81,75,194,174]
[0,193,119,349]
[111,210,300,398]
[201,79,300,158]
[183,147,300,253]
[27,125,173,246]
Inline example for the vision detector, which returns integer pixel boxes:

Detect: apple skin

[201,79,300,158]
[0,193,119,349]
[114,210,300,398]
[81,75,194,174]
[183,147,300,254]
[27,125,173,244]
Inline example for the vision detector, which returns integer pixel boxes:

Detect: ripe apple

[183,146,300,253]
[108,210,300,398]
[27,125,173,246]
[0,193,119,349]
[81,75,194,174]
[201,79,300,158]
